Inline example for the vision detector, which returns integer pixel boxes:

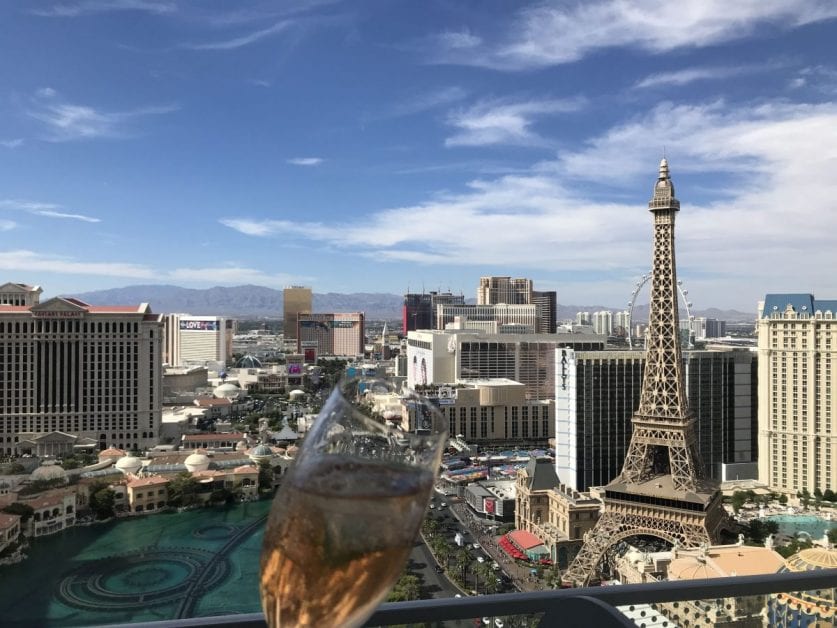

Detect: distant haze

[66,285,754,323]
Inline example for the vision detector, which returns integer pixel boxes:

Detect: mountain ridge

[62,284,754,322]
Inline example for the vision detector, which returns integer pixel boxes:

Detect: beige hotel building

[0,282,163,455]
[758,294,837,494]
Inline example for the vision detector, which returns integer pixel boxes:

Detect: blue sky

[1,1,836,310]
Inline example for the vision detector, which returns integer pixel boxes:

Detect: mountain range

[65,285,754,323]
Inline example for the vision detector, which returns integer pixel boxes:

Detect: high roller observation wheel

[626,271,693,349]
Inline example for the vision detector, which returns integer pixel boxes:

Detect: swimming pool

[764,514,837,540]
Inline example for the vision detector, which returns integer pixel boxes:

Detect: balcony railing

[96,568,837,628]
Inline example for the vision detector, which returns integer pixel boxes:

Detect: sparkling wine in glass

[259,378,447,627]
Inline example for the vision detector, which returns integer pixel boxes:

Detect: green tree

[744,519,779,545]
[433,539,451,568]
[731,491,746,514]
[258,461,274,492]
[422,517,440,538]
[799,488,812,509]
[453,548,471,585]
[823,489,836,503]
[778,493,789,506]
[2,462,25,475]
[1,502,34,524]
[387,573,422,602]
[89,487,116,519]
[167,472,201,507]
[828,528,837,545]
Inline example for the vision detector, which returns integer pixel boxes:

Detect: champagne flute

[260,378,447,627]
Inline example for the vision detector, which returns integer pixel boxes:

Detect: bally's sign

[179,320,218,331]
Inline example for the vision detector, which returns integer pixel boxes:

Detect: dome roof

[248,444,273,463]
[289,389,305,399]
[31,463,67,483]
[213,382,241,399]
[184,451,211,473]
[98,447,126,459]
[774,546,837,617]
[667,557,724,581]
[235,354,263,368]
[115,454,143,475]
[785,546,837,571]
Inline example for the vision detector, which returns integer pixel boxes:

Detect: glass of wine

[260,378,447,627]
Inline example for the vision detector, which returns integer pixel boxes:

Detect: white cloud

[1,198,101,223]
[32,0,176,17]
[27,90,178,141]
[168,266,307,288]
[219,97,837,309]
[634,64,771,89]
[389,86,468,117]
[33,210,101,223]
[0,250,309,288]
[0,139,24,149]
[183,21,291,51]
[286,157,324,166]
[0,250,154,279]
[430,1,837,70]
[445,97,585,147]
[0,221,16,231]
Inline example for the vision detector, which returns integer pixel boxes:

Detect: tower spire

[562,160,727,587]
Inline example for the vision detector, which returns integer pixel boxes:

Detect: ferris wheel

[626,272,694,349]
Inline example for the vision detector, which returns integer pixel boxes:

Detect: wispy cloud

[0,139,24,149]
[427,1,837,71]
[34,210,101,223]
[0,199,101,223]
[634,63,777,89]
[27,89,177,141]
[286,157,324,166]
[0,249,309,288]
[787,65,837,93]
[0,221,16,232]
[183,21,291,51]
[219,97,837,309]
[32,0,176,17]
[0,250,153,279]
[445,97,585,147]
[389,86,469,118]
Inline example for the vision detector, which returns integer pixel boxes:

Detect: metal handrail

[95,568,837,628]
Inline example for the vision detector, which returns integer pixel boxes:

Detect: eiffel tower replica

[562,159,728,587]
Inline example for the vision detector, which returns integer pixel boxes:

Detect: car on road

[434,565,444,573]
[472,543,481,550]
[476,556,485,563]
[491,561,500,570]
[440,501,447,507]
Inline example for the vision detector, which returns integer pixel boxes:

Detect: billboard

[484,498,496,515]
[303,347,317,363]
[331,320,357,328]
[180,319,218,331]
[288,364,302,375]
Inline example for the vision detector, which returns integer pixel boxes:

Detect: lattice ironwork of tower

[562,160,728,587]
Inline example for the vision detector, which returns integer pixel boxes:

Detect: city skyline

[1,2,836,310]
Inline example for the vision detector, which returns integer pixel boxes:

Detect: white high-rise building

[758,294,837,494]
[0,289,163,454]
[477,276,533,305]
[163,314,234,368]
[575,312,590,326]
[614,310,631,336]
[592,310,613,336]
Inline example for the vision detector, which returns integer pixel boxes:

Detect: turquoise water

[764,514,837,539]
[0,500,272,627]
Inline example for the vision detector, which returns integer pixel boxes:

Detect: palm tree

[454,548,471,585]
[474,562,495,594]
